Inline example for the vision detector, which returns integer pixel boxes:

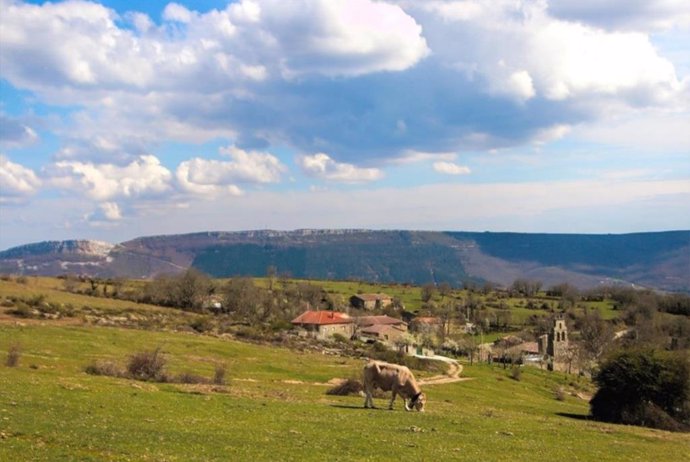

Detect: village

[290,292,575,374]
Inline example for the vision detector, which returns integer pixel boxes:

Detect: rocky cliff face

[0,240,116,276]
[1,230,688,292]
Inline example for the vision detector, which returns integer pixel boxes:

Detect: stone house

[355,315,408,345]
[291,310,355,340]
[349,293,393,310]
[409,316,441,333]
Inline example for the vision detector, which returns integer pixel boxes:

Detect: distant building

[539,314,570,371]
[356,315,407,330]
[349,293,393,310]
[291,310,354,340]
[355,315,408,344]
[409,316,441,333]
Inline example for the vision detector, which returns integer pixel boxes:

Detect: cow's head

[405,392,426,412]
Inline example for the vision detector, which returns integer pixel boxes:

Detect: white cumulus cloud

[176,146,286,197]
[98,201,122,221]
[47,155,173,201]
[0,154,41,202]
[416,0,683,104]
[297,153,383,183]
[433,161,471,175]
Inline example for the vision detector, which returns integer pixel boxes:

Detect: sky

[1,0,689,250]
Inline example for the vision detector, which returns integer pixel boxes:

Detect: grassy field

[1,322,689,461]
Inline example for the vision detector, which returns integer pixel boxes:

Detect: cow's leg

[363,384,374,408]
[388,387,397,410]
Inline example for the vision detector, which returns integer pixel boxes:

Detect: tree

[173,269,213,311]
[511,279,542,297]
[222,277,261,316]
[578,309,614,372]
[590,349,690,431]
[438,282,452,298]
[421,283,436,303]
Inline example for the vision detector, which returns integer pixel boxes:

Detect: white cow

[363,360,426,411]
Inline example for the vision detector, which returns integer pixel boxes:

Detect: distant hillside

[0,230,688,292]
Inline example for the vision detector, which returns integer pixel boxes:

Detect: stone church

[539,314,570,372]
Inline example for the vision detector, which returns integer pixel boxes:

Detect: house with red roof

[291,310,355,340]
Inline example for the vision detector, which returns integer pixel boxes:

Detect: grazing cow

[363,360,426,411]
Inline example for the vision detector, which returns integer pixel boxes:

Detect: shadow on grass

[556,412,590,421]
[330,404,389,411]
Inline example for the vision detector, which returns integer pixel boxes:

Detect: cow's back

[363,360,412,391]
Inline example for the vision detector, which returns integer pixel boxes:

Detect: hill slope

[0,230,688,291]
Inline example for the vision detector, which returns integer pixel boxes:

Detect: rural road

[417,356,470,385]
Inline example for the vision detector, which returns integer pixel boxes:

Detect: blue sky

[1,0,689,249]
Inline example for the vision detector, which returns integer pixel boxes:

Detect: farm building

[291,310,355,340]
[356,315,407,330]
[349,293,393,310]
[409,316,441,333]
[355,315,408,344]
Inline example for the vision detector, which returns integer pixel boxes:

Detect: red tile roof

[291,310,353,326]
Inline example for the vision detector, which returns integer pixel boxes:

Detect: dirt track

[419,360,472,385]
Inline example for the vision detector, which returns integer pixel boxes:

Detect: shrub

[554,386,566,401]
[85,360,123,377]
[176,372,209,384]
[6,344,21,367]
[510,365,522,381]
[16,276,28,284]
[326,378,363,396]
[213,365,227,385]
[26,294,46,307]
[126,348,167,381]
[189,316,214,333]
[590,349,690,431]
[234,325,266,341]
[331,333,349,344]
[9,302,32,318]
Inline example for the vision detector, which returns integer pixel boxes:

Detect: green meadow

[2,322,689,461]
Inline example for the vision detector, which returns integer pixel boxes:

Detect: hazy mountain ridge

[0,230,688,292]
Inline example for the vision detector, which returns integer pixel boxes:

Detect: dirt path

[418,358,472,386]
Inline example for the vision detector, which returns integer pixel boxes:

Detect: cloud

[175,146,285,196]
[0,154,41,203]
[97,201,122,221]
[390,150,458,164]
[0,114,38,147]
[415,0,683,104]
[433,161,471,175]
[297,153,383,183]
[235,0,430,78]
[47,155,173,201]
[546,0,690,31]
[0,0,428,97]
[0,0,686,172]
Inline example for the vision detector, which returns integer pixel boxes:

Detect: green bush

[590,349,690,431]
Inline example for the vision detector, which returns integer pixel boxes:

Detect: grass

[1,323,689,461]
